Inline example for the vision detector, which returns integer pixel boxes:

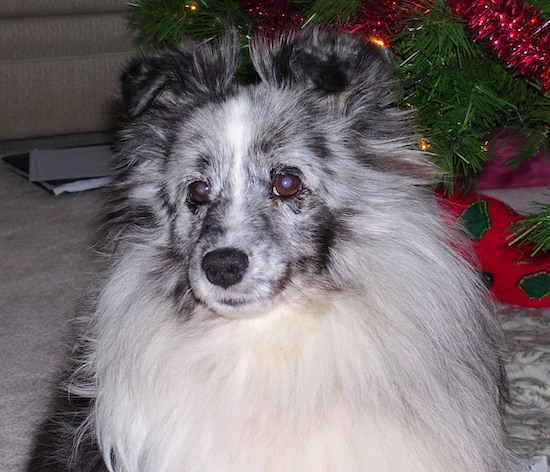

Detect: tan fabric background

[0,1,136,140]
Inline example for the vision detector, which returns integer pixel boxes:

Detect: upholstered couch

[0,0,137,140]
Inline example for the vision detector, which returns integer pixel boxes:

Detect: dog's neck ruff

[88,264,503,472]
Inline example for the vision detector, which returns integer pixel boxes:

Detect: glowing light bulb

[370,38,387,48]
[419,138,431,151]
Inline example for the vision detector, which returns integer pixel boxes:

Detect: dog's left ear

[250,29,390,103]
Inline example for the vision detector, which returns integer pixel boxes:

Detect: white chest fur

[91,292,503,472]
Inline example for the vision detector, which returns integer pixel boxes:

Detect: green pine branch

[301,0,362,25]
[129,0,252,46]
[129,0,255,80]
[389,2,550,194]
[507,198,550,255]
[531,0,550,18]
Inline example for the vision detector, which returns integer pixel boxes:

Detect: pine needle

[507,199,550,256]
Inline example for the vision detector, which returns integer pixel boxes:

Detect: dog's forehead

[177,88,334,171]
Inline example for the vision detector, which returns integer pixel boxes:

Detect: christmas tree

[127,0,549,252]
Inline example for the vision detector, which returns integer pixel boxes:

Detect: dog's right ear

[120,37,239,118]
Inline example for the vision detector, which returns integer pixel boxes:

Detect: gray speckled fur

[28,30,516,472]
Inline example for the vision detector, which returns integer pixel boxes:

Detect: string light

[185,4,198,11]
[419,138,431,151]
[370,37,387,48]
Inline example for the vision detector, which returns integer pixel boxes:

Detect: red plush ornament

[440,192,550,308]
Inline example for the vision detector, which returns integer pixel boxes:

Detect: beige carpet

[1,137,103,471]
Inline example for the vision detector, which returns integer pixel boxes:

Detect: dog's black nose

[201,248,249,288]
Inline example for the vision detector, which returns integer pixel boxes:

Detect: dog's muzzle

[201,247,249,289]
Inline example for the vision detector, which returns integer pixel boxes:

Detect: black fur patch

[27,354,105,472]
[296,52,349,92]
[305,133,333,160]
[312,206,340,271]
[120,37,239,119]
[104,197,159,234]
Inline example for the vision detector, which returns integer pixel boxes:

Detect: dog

[28,29,516,472]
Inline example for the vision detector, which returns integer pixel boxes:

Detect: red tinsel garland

[241,0,549,93]
[447,0,550,93]
[240,0,411,47]
[343,0,403,46]
[239,0,304,37]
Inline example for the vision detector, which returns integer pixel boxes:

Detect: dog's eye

[188,181,211,203]
[273,173,302,198]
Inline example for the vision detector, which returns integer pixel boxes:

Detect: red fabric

[440,192,550,308]
[478,129,550,190]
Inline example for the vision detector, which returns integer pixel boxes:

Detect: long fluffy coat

[28,30,516,472]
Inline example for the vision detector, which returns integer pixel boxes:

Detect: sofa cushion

[0,0,129,17]
[0,13,136,61]
[0,53,132,140]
